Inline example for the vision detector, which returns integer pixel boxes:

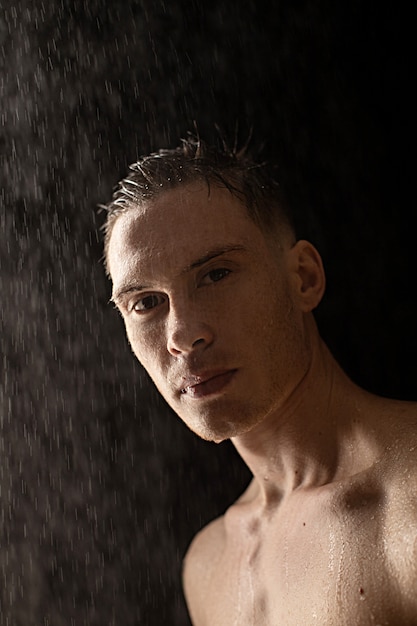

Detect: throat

[230,340,364,497]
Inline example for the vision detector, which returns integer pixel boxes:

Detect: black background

[1,1,415,624]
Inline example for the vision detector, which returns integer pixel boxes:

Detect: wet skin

[182,384,417,626]
[108,181,312,443]
[107,181,417,625]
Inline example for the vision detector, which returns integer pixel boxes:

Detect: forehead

[107,181,272,286]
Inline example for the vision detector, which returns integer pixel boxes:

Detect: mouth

[180,369,237,399]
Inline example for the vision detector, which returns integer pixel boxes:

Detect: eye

[132,293,166,313]
[201,268,231,285]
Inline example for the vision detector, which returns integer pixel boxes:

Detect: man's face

[107,181,311,442]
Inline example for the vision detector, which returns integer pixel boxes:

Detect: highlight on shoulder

[182,515,226,625]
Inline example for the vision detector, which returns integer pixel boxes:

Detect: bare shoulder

[182,514,226,625]
[182,479,257,625]
[372,399,417,509]
[382,399,417,479]
[378,400,417,602]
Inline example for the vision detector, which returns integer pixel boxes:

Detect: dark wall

[1,1,415,624]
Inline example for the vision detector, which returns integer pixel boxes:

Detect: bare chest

[203,486,416,626]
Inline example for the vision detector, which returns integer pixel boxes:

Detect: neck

[231,326,374,504]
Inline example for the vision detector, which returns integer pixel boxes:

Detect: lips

[180,369,237,399]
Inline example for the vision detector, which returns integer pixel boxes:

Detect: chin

[184,409,260,444]
[168,390,274,442]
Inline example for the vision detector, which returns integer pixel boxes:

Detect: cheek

[124,321,165,370]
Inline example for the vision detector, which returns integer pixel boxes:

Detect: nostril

[167,319,214,355]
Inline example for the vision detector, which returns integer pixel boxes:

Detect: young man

[103,137,417,625]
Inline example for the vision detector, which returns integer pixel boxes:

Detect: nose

[166,302,214,356]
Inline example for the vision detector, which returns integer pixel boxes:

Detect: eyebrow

[182,244,246,273]
[111,244,246,304]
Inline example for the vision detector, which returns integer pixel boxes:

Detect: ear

[288,240,326,312]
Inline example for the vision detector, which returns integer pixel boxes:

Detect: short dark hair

[101,134,293,272]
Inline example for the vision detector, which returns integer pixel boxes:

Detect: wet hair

[100,133,294,273]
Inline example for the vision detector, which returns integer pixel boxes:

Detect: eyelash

[131,293,166,313]
[129,267,231,314]
[200,267,231,285]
